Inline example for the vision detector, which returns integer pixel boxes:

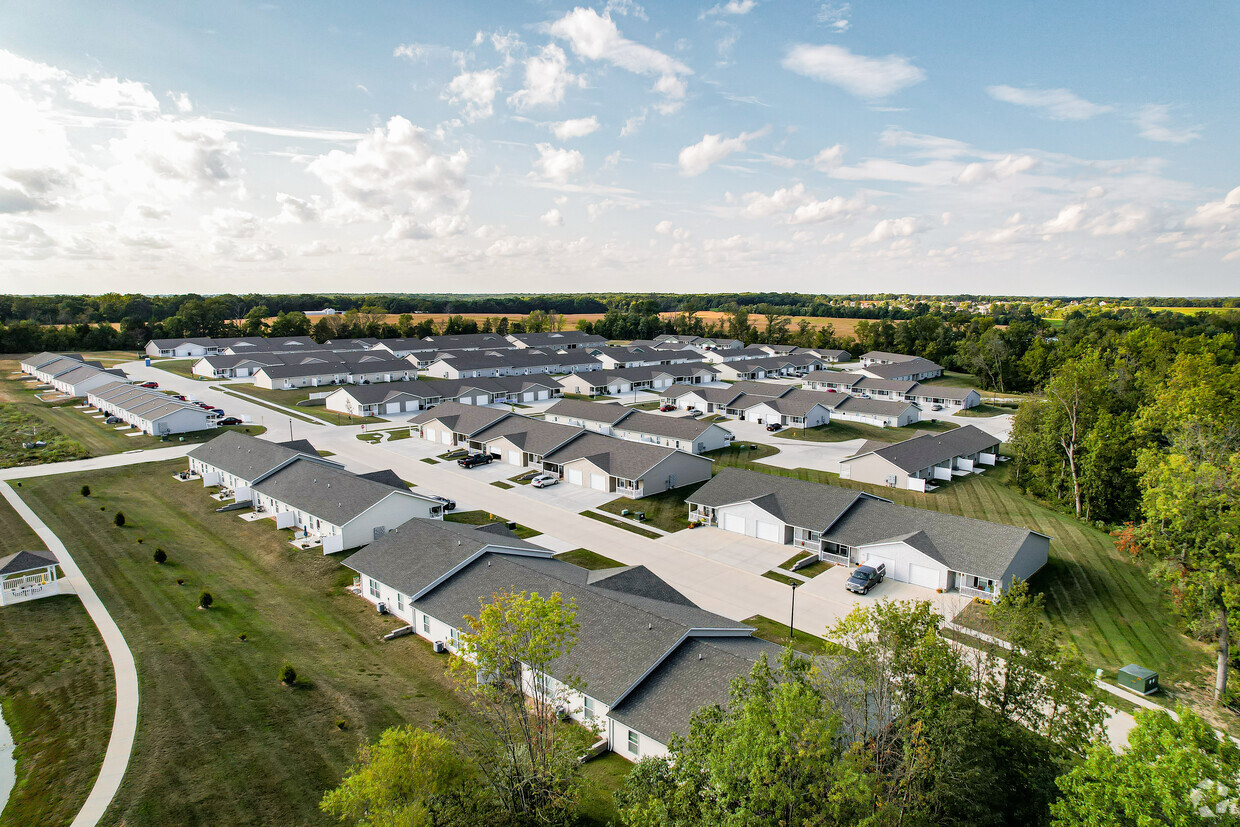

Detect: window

[627,730,640,755]
[368,579,380,598]
[422,613,430,633]
[583,696,595,721]
[396,593,404,612]
[449,627,461,647]
[534,671,551,695]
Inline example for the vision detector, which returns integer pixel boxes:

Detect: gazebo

[0,550,61,606]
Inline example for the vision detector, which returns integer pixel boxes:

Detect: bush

[114,512,125,527]
[199,591,213,609]
[80,485,90,497]
[280,663,297,686]
[136,538,143,544]
[176,578,185,586]
[238,632,247,641]
[153,548,167,564]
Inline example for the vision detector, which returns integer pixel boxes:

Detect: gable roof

[0,550,58,576]
[543,432,700,480]
[687,467,881,532]
[545,398,632,425]
[849,424,999,472]
[407,401,512,435]
[828,396,919,417]
[862,358,943,379]
[472,415,584,456]
[861,350,920,363]
[613,409,723,441]
[250,458,428,524]
[327,379,451,405]
[188,430,338,481]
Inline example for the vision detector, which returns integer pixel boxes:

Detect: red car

[659,405,675,412]
[139,381,159,389]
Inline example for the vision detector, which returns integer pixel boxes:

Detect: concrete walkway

[0,479,138,827]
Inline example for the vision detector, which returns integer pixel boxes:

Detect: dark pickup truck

[457,453,494,468]
[845,562,886,595]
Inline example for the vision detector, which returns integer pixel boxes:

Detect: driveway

[664,525,801,576]
[943,410,1014,441]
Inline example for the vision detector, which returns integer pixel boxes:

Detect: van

[845,561,887,595]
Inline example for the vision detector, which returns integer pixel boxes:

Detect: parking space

[798,565,970,622]
[662,525,798,576]
[510,476,615,510]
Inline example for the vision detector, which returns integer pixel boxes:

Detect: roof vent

[698,652,703,661]
[648,623,653,630]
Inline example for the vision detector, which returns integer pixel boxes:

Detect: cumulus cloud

[955,154,1037,184]
[811,144,844,171]
[274,192,320,224]
[678,127,769,176]
[120,228,173,248]
[853,216,929,246]
[1134,104,1201,143]
[306,115,469,236]
[782,44,925,99]
[443,68,501,121]
[108,118,241,199]
[550,116,600,140]
[533,143,585,183]
[549,8,693,113]
[815,2,851,30]
[654,219,674,234]
[736,183,810,218]
[792,194,864,224]
[0,85,77,211]
[540,207,564,226]
[201,207,260,238]
[701,0,756,16]
[1041,203,1087,234]
[986,85,1111,120]
[67,77,161,112]
[508,44,581,110]
[1184,186,1240,229]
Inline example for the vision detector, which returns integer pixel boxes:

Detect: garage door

[474,395,488,406]
[440,431,452,445]
[507,450,522,466]
[424,427,436,442]
[864,554,896,577]
[385,402,400,414]
[755,521,780,542]
[567,468,583,486]
[722,513,746,534]
[590,473,608,491]
[537,390,550,400]
[908,563,939,590]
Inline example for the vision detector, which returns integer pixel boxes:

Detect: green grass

[15,459,473,825]
[579,510,661,539]
[704,442,781,466]
[387,428,411,441]
[152,359,208,380]
[220,390,321,424]
[624,400,662,411]
[762,570,801,587]
[577,752,633,825]
[221,384,384,425]
[955,402,1020,417]
[420,457,440,465]
[316,450,335,457]
[444,509,541,539]
[919,371,1027,401]
[0,596,115,826]
[597,480,705,533]
[554,548,625,570]
[356,433,382,443]
[778,551,813,570]
[490,481,514,490]
[562,393,616,401]
[796,559,835,578]
[742,615,837,657]
[509,471,537,485]
[438,449,468,460]
[0,493,44,549]
[779,418,958,444]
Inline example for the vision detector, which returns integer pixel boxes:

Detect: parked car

[931,404,943,411]
[427,494,456,510]
[530,473,559,488]
[104,415,122,424]
[217,417,242,426]
[172,394,187,401]
[765,422,782,431]
[659,405,675,412]
[139,381,159,389]
[195,401,213,409]
[457,453,494,468]
[845,562,886,595]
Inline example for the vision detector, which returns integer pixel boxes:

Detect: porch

[1,551,62,607]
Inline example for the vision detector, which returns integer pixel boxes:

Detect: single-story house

[323,381,450,417]
[250,457,442,553]
[839,424,1000,491]
[541,432,712,498]
[343,519,768,761]
[20,352,83,374]
[50,364,128,398]
[253,363,353,390]
[409,402,513,447]
[370,338,440,358]
[31,355,97,384]
[420,333,516,351]
[192,353,282,379]
[609,409,733,454]
[544,398,633,432]
[732,389,833,428]
[827,395,920,428]
[87,380,216,435]
[423,349,588,380]
[688,468,1049,597]
[653,335,743,351]
[506,331,607,350]
[587,346,672,370]
[145,338,220,359]
[220,337,321,355]
[472,415,584,468]
[859,350,922,367]
[187,430,341,497]
[903,385,982,411]
[856,357,944,382]
[447,376,562,406]
[701,346,777,364]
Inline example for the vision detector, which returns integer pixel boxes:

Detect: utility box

[1118,664,1159,695]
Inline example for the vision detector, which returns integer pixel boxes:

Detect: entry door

[722,513,745,534]
[908,563,939,589]
[590,473,608,491]
[755,521,780,542]
[567,468,583,486]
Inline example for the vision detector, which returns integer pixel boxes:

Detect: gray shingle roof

[543,432,699,479]
[188,430,334,481]
[251,458,429,525]
[545,398,632,425]
[688,468,880,532]
[328,380,450,404]
[862,358,943,379]
[0,550,58,575]
[407,401,512,435]
[853,425,999,473]
[861,351,920,363]
[904,383,978,401]
[613,409,720,441]
[829,396,918,416]
[473,416,584,456]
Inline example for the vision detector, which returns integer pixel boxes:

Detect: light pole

[789,580,799,643]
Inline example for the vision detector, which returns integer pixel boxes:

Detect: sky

[0,0,1237,297]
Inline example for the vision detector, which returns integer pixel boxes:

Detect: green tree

[441,590,586,824]
[320,726,498,827]
[1052,708,1240,825]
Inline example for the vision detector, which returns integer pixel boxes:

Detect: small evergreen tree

[80,485,90,497]
[114,512,125,527]
[280,663,297,685]
[153,549,167,564]
[199,591,213,609]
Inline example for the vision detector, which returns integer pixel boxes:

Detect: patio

[1,550,62,607]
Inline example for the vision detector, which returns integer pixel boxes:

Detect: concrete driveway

[663,525,800,576]
[798,565,971,623]
[510,478,615,510]
[943,410,1014,441]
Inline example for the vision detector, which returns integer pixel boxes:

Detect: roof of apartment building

[545,398,633,426]
[847,425,999,472]
[472,415,584,456]
[542,431,694,480]
[688,468,879,532]
[188,430,337,481]
[407,401,512,434]
[251,458,426,525]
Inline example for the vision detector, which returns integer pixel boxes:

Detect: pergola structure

[0,550,61,606]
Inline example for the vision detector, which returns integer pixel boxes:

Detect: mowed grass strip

[554,549,625,571]
[0,595,115,826]
[596,480,705,534]
[16,460,470,825]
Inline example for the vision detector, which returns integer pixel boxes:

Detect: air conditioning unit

[433,640,447,654]
[376,602,387,615]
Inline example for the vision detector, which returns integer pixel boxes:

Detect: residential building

[87,380,217,435]
[541,432,712,498]
[50,363,128,398]
[826,395,920,428]
[505,331,607,349]
[409,402,513,447]
[545,399,733,454]
[187,430,341,497]
[839,425,1000,491]
[855,357,944,382]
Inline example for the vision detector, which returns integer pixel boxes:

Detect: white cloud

[955,154,1037,184]
[853,216,929,246]
[736,183,810,218]
[815,2,851,30]
[0,50,65,84]
[782,44,925,99]
[654,219,674,234]
[533,143,585,183]
[811,144,843,171]
[124,202,171,222]
[298,240,339,256]
[1041,203,1087,234]
[67,77,161,112]
[169,91,193,113]
[605,0,648,19]
[1088,204,1151,236]
[792,194,864,224]
[550,116,600,140]
[986,85,1111,120]
[201,207,260,238]
[274,192,320,224]
[702,0,756,17]
[879,129,973,159]
[1134,104,1201,143]
[549,8,693,113]
[0,85,77,211]
[305,115,469,235]
[678,127,768,176]
[120,228,173,248]
[1184,186,1240,229]
[108,118,241,199]
[508,44,581,110]
[540,207,564,226]
[443,68,501,121]
[620,111,647,137]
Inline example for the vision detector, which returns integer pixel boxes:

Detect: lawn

[714,450,1215,695]
[742,615,837,657]
[763,570,801,587]
[704,442,781,466]
[918,371,1027,401]
[779,419,958,445]
[490,481,514,490]
[624,401,662,411]
[444,509,541,539]
[219,389,321,425]
[596,480,706,533]
[955,402,1020,418]
[221,383,384,425]
[0,493,43,549]
[15,461,623,823]
[0,596,115,826]
[554,548,625,570]
[579,510,661,539]
[152,359,208,380]
[778,551,813,570]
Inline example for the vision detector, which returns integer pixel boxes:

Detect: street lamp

[789,580,799,643]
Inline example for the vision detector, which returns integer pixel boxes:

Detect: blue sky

[1,0,1237,295]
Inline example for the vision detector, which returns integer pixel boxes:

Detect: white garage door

[590,473,608,491]
[440,431,452,445]
[507,450,522,466]
[424,427,436,442]
[865,554,896,577]
[474,395,488,405]
[537,390,550,400]
[722,513,746,534]
[908,563,940,590]
[385,402,400,414]
[756,521,780,542]
[567,468,583,486]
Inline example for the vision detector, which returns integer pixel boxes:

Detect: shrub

[238,633,248,642]
[199,591,214,609]
[280,663,297,686]
[153,549,167,564]
[176,578,185,586]
[136,538,144,544]
[114,512,125,527]
[80,485,90,497]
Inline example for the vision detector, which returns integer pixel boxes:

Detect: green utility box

[1118,664,1159,695]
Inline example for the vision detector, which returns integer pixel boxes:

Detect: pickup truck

[457,453,494,468]
[845,562,886,595]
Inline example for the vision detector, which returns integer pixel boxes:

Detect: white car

[531,473,559,488]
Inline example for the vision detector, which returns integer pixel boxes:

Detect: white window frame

[627,730,640,755]
[368,578,380,598]
[422,613,430,633]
